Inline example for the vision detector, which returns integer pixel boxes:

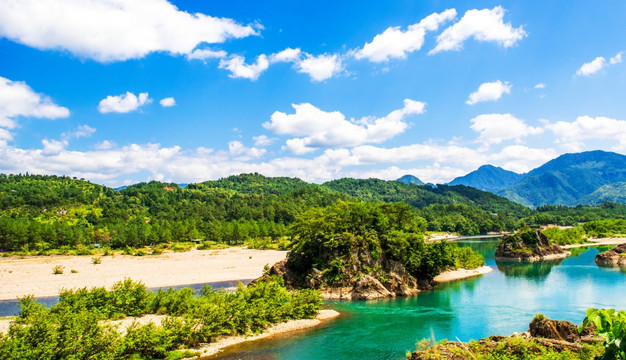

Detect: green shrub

[52,265,64,275]
[92,256,102,265]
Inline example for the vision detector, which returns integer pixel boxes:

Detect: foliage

[541,227,587,245]
[52,265,64,275]
[581,308,626,359]
[583,219,626,238]
[0,277,322,359]
[288,201,483,284]
[453,246,484,269]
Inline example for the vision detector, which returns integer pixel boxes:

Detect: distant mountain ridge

[396,174,424,185]
[448,150,626,207]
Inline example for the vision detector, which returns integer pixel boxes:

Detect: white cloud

[576,57,606,76]
[470,113,543,144]
[488,145,558,173]
[355,9,456,62]
[227,140,266,160]
[62,125,96,140]
[98,92,151,114]
[610,52,623,65]
[349,143,486,167]
[0,76,69,129]
[270,48,302,63]
[546,115,626,151]
[218,54,269,80]
[159,97,176,107]
[264,99,425,153]
[94,140,116,150]
[296,53,343,82]
[186,48,227,61]
[0,0,258,62]
[42,139,67,155]
[430,6,526,54]
[466,80,511,105]
[576,52,623,76]
[534,83,546,89]
[252,135,276,147]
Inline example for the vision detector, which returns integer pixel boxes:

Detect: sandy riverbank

[433,265,493,283]
[561,237,626,249]
[0,247,287,300]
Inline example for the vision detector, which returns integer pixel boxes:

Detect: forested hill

[2,172,623,252]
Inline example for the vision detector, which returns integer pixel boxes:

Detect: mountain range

[398,150,626,208]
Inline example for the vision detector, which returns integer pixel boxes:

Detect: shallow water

[209,242,626,360]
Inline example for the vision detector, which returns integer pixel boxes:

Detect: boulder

[595,244,626,267]
[529,317,594,343]
[350,275,392,300]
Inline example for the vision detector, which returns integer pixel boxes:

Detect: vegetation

[541,227,587,245]
[287,201,483,287]
[581,308,626,359]
[0,278,322,360]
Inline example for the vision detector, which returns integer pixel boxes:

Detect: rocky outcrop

[259,259,425,300]
[409,316,600,360]
[595,244,626,267]
[495,230,570,262]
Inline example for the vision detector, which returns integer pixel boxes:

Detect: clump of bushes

[0,278,322,360]
[52,265,64,275]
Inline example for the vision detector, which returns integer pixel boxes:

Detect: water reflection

[496,259,564,280]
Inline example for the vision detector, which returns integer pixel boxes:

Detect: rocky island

[409,314,602,359]
[495,229,570,262]
[257,201,487,300]
[595,243,626,267]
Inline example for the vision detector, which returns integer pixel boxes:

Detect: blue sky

[0,0,625,186]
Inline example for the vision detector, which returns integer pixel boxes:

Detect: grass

[52,265,64,275]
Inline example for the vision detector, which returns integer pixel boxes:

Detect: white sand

[433,266,493,283]
[195,309,340,357]
[561,237,626,249]
[0,247,286,300]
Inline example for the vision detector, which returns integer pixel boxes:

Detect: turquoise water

[208,241,626,360]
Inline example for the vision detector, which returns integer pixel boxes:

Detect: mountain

[498,150,626,207]
[579,182,626,205]
[448,165,523,192]
[396,174,424,185]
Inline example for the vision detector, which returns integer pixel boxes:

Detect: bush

[52,265,64,275]
[92,257,102,264]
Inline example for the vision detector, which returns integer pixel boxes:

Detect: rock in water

[595,243,626,267]
[495,229,569,262]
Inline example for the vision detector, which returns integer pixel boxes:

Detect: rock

[529,317,594,343]
[595,244,626,267]
[495,230,570,262]
[350,275,392,300]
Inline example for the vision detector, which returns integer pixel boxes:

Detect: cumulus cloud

[227,140,266,160]
[466,80,511,105]
[0,0,258,62]
[270,48,302,63]
[355,9,456,62]
[470,113,543,144]
[576,51,623,76]
[218,54,269,80]
[546,115,626,152]
[488,145,558,173]
[159,97,176,107]
[98,92,151,114]
[297,53,343,82]
[94,140,116,150]
[534,83,546,89]
[264,99,425,153]
[0,76,69,129]
[430,6,526,54]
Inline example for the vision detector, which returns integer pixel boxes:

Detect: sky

[1,0,625,187]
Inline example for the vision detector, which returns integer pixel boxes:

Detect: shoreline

[0,247,287,301]
[433,265,493,283]
[561,237,626,249]
[195,309,340,358]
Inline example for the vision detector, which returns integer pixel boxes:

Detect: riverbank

[0,247,287,300]
[433,265,493,283]
[195,309,340,357]
[561,237,626,249]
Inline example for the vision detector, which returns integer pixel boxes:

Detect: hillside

[498,151,626,207]
[579,182,626,205]
[448,164,523,192]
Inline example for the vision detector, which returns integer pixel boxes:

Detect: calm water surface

[209,241,626,360]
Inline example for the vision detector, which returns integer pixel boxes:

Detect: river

[208,240,626,360]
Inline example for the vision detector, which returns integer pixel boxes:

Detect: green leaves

[581,308,626,359]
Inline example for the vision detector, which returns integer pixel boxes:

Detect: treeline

[1,173,625,252]
[0,278,321,359]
